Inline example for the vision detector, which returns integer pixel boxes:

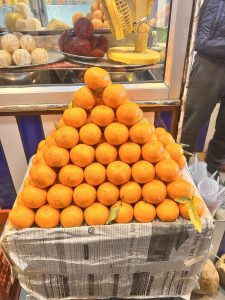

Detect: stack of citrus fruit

[9,67,204,230]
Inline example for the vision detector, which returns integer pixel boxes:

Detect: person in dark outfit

[180,0,225,174]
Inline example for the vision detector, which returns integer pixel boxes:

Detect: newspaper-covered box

[0,169,214,300]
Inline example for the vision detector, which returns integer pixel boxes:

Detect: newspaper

[0,169,215,300]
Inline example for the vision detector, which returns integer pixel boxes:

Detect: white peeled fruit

[31,48,48,64]
[13,49,31,66]
[1,34,20,54]
[20,34,36,52]
[0,50,12,67]
[15,2,30,19]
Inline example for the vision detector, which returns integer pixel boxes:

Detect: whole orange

[79,123,102,145]
[21,185,47,208]
[134,201,156,223]
[112,201,133,224]
[156,199,179,222]
[84,202,109,225]
[120,181,142,204]
[116,102,143,126]
[149,133,158,142]
[104,122,129,145]
[9,206,35,229]
[161,149,171,160]
[91,105,115,127]
[157,132,175,146]
[60,205,84,227]
[35,204,60,228]
[84,67,111,90]
[47,184,73,208]
[95,143,117,165]
[119,142,141,164]
[84,162,106,186]
[165,143,184,161]
[179,196,204,220]
[129,121,155,144]
[131,160,155,183]
[155,158,180,182]
[54,126,79,149]
[142,141,165,163]
[63,107,87,128]
[177,155,187,169]
[73,183,96,208]
[73,86,96,109]
[44,146,70,167]
[58,118,65,128]
[154,127,166,136]
[142,179,167,204]
[59,164,84,187]
[45,136,57,148]
[107,161,131,185]
[70,144,95,167]
[37,139,45,151]
[103,84,128,108]
[167,178,194,200]
[23,176,35,188]
[32,150,45,165]
[97,182,119,206]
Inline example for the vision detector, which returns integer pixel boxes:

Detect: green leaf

[106,202,121,225]
[54,121,58,129]
[174,197,192,204]
[188,202,202,233]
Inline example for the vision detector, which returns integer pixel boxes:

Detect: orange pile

[9,67,204,230]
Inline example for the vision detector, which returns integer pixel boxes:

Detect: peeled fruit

[1,34,20,54]
[20,34,36,52]
[74,17,94,39]
[5,12,24,32]
[69,37,92,56]
[13,49,31,66]
[31,48,48,64]
[0,50,12,67]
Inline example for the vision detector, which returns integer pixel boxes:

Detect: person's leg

[205,97,225,173]
[180,54,223,152]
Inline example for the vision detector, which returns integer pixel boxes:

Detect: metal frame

[0,0,194,107]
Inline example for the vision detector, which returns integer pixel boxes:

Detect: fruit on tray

[12,49,31,66]
[59,18,108,57]
[15,18,41,31]
[9,67,204,231]
[0,50,13,67]
[31,48,48,64]
[46,18,69,30]
[5,12,24,32]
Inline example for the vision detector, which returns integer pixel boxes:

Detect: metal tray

[59,51,103,62]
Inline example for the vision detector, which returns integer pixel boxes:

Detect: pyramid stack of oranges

[9,67,204,230]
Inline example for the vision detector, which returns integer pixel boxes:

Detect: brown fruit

[95,142,117,165]
[131,160,155,183]
[107,161,131,185]
[44,146,70,167]
[103,84,128,108]
[120,181,141,204]
[47,184,73,208]
[73,183,96,208]
[134,201,156,223]
[59,164,84,187]
[74,17,94,39]
[84,162,106,186]
[142,180,167,204]
[35,204,60,228]
[70,144,95,167]
[60,205,84,227]
[63,107,87,128]
[21,185,47,209]
[91,105,115,126]
[156,199,179,222]
[155,159,180,182]
[54,126,79,149]
[79,123,102,145]
[84,202,109,225]
[119,142,141,164]
[69,36,92,56]
[97,182,119,206]
[104,122,129,145]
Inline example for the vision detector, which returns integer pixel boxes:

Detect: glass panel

[0,0,172,87]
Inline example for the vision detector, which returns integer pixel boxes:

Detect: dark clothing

[180,54,225,172]
[195,0,225,60]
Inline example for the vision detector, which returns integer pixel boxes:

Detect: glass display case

[0,0,194,105]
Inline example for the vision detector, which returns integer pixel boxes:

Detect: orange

[165,143,183,161]
[149,133,158,142]
[63,107,87,128]
[37,139,45,151]
[142,141,165,163]
[47,184,73,208]
[161,149,171,160]
[177,155,187,169]
[129,121,155,144]
[29,163,56,188]
[179,196,204,220]
[84,162,106,186]
[156,199,179,222]
[60,205,84,227]
[35,204,60,228]
[16,192,24,206]
[103,84,128,108]
[157,132,175,146]
[73,86,96,109]
[155,159,180,182]
[134,201,156,223]
[167,178,194,200]
[95,143,117,165]
[32,150,44,164]
[79,123,102,145]
[51,128,57,137]
[54,126,79,149]
[142,179,167,204]
[73,183,96,208]
[111,201,133,224]
[58,118,65,128]
[84,202,109,225]
[44,146,70,167]
[154,127,166,136]
[131,160,155,183]
[91,105,115,127]
[45,136,57,148]
[120,181,141,204]
[59,164,84,187]
[84,67,111,91]
[97,182,119,206]
[119,142,141,164]
[21,185,47,208]
[104,122,129,145]
[9,206,35,229]
[107,161,131,185]
[70,144,95,167]
[116,102,143,126]
[23,176,35,188]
